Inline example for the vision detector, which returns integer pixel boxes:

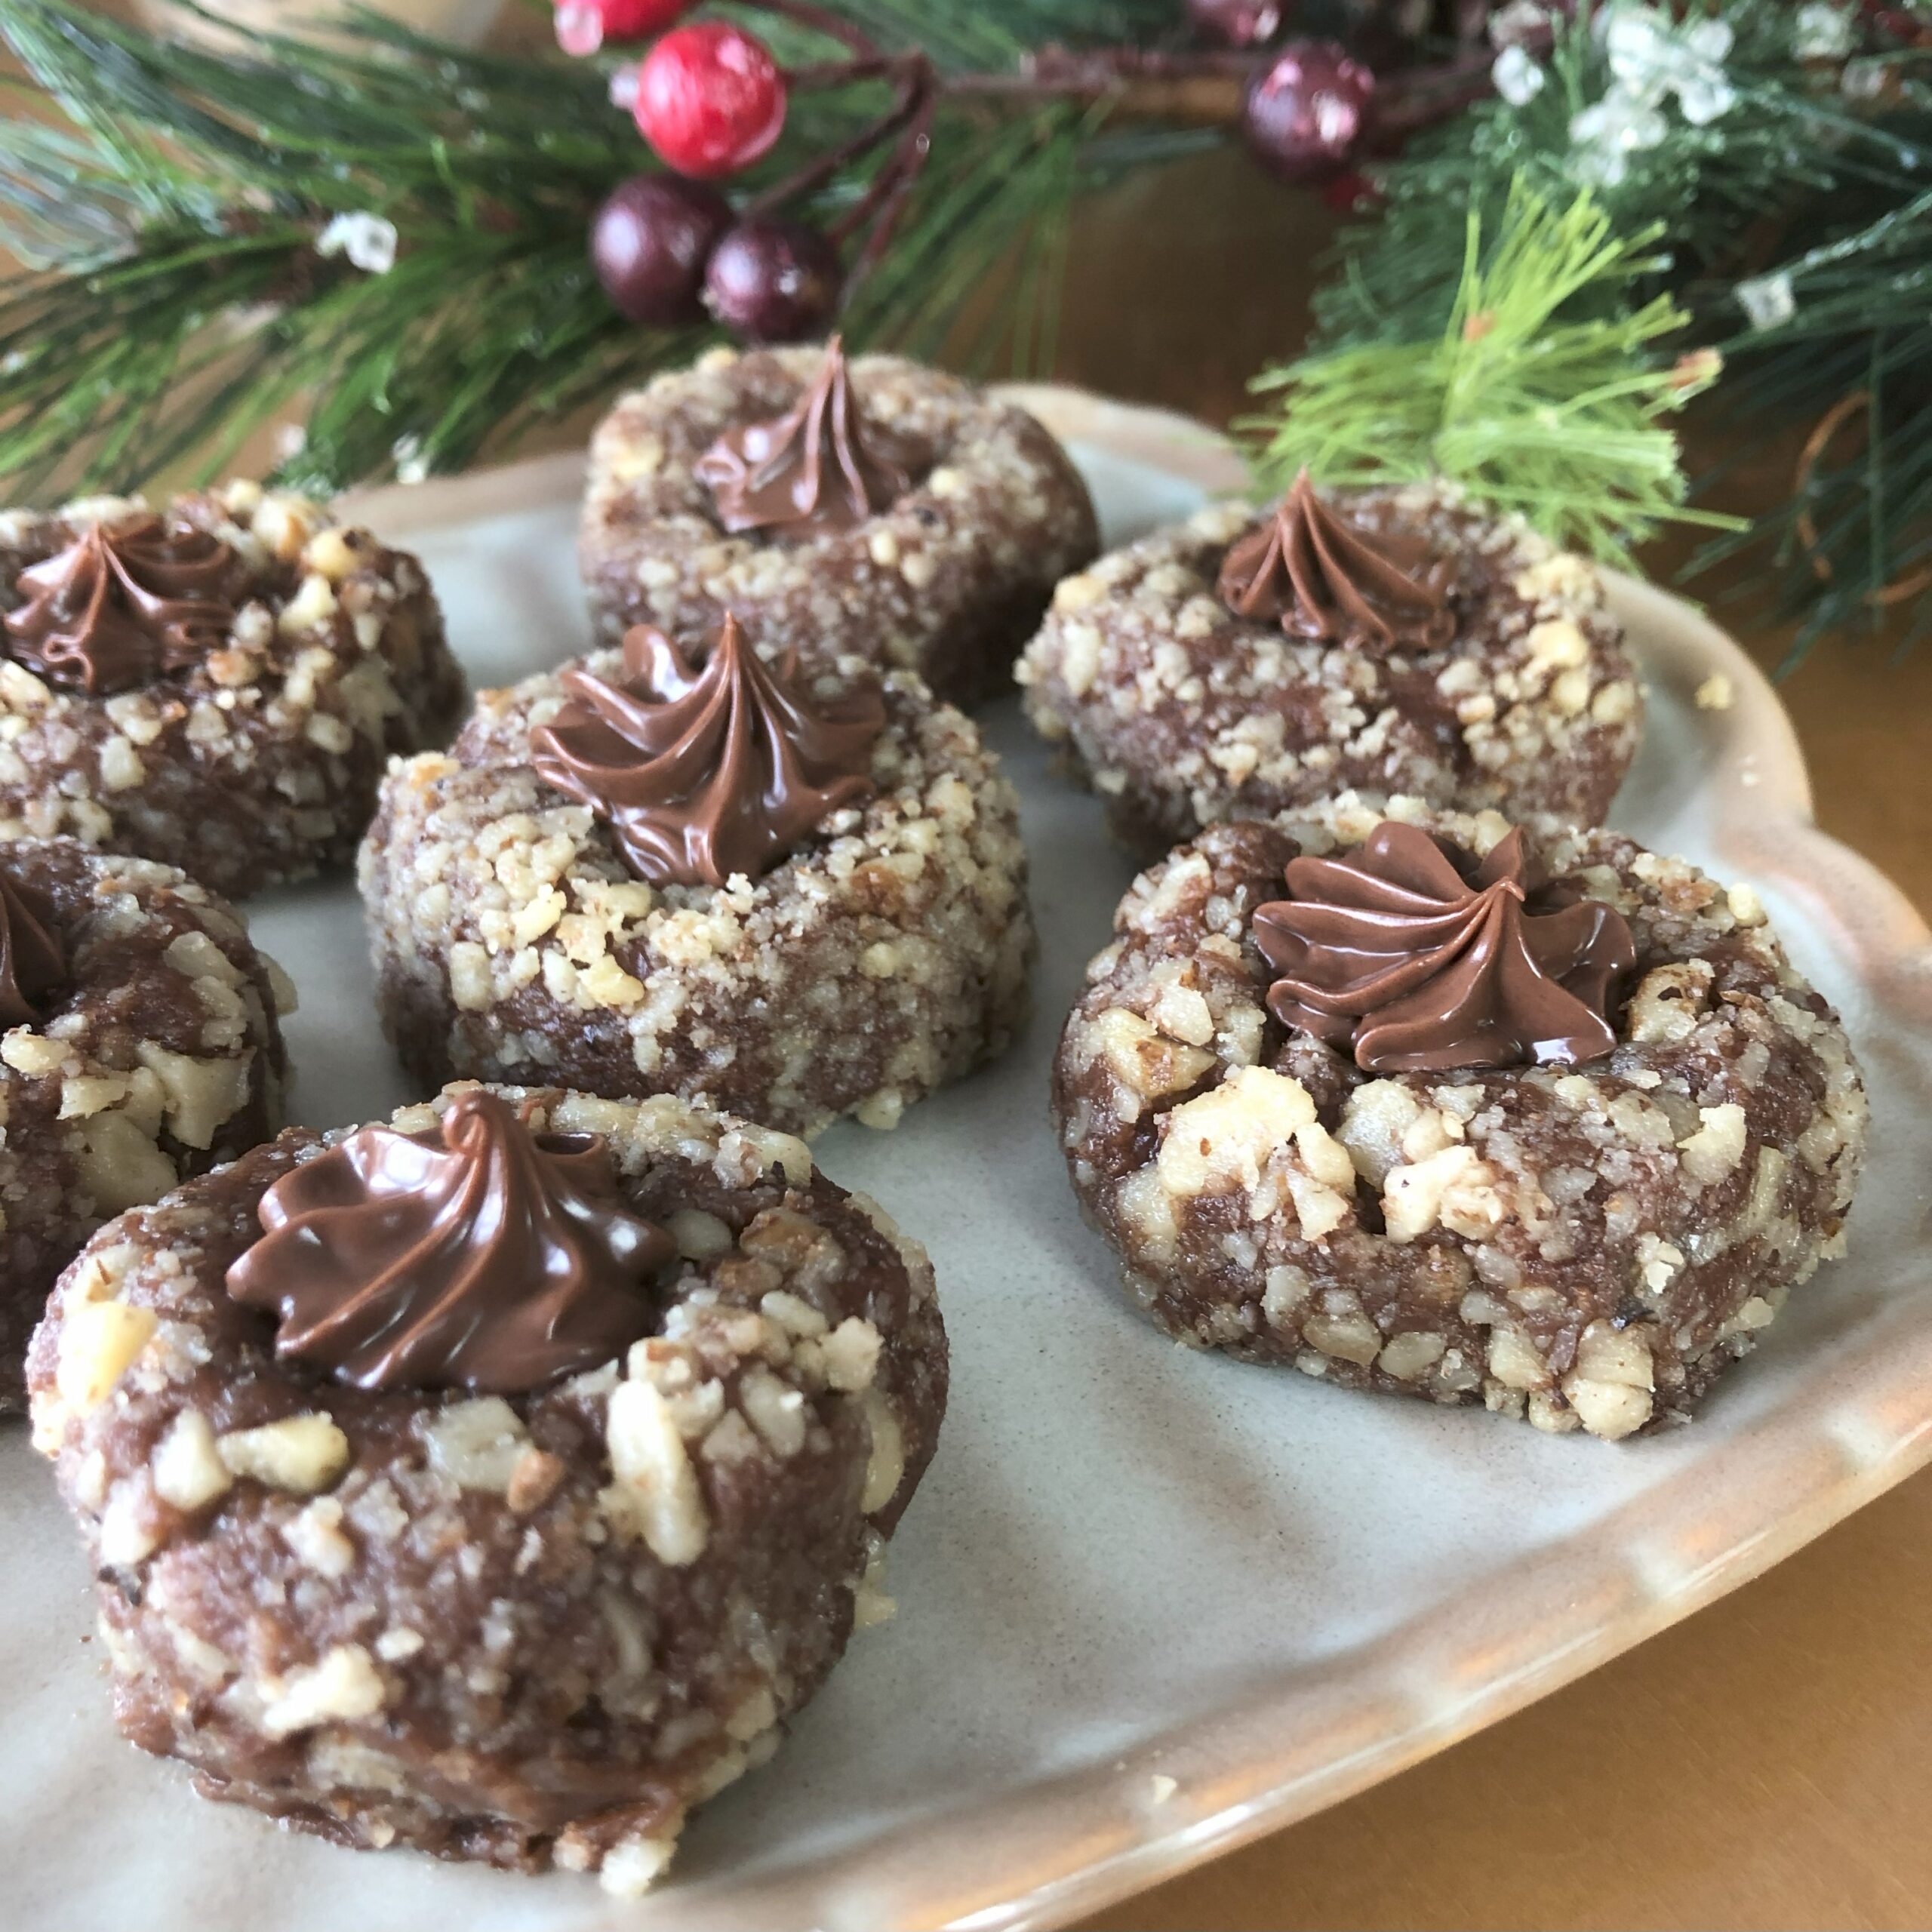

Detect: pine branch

[1297,0,1932,652]
[758,0,1186,70]
[1312,2,1917,351]
[1690,130,1932,665]
[1243,183,1736,565]
[0,0,1196,498]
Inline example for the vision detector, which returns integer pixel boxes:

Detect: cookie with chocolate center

[359,618,1033,1137]
[0,835,291,1409]
[580,342,1099,708]
[1019,477,1641,857]
[0,481,466,898]
[27,1081,946,1892]
[1051,795,1866,1439]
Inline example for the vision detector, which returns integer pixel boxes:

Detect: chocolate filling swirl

[530,614,885,890]
[1218,470,1455,657]
[5,515,238,695]
[226,1089,674,1394]
[1253,821,1634,1072]
[696,336,913,537]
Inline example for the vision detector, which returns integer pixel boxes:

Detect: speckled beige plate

[5,391,1929,1932]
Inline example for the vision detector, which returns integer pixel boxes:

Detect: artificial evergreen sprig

[0,0,661,496]
[1308,2,1900,350]
[1301,0,1932,657]
[0,0,1214,499]
[0,0,1531,504]
[1243,184,1734,565]
[1685,148,1932,661]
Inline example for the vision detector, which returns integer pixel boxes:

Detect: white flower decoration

[1601,4,1737,125]
[1494,44,1548,108]
[1489,1,1553,48]
[1569,91,1669,186]
[1569,2,1742,184]
[316,211,398,276]
[1841,57,1889,100]
[1794,4,1855,61]
[1672,18,1739,123]
[1736,272,1797,331]
[391,435,430,487]
[1600,6,1672,90]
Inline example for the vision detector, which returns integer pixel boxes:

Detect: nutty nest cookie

[1018,485,1641,858]
[361,653,1033,1138]
[0,481,465,898]
[1052,795,1867,1440]
[580,346,1100,707]
[0,837,291,1411]
[27,1082,946,1891]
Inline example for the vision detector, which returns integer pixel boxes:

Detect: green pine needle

[0,0,1201,498]
[1241,184,1742,566]
[1298,0,1932,654]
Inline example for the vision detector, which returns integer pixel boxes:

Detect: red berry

[703,219,841,343]
[633,23,787,181]
[1187,0,1284,47]
[1243,40,1375,183]
[592,174,733,325]
[554,0,690,57]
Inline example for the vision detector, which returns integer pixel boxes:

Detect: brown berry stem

[747,54,932,220]
[946,42,1253,108]
[826,69,934,238]
[709,0,1508,344]
[1371,46,1507,143]
[746,0,880,60]
[947,36,1522,131]
[839,84,937,279]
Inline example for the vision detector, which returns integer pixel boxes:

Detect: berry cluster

[568,0,1501,342]
[566,0,937,343]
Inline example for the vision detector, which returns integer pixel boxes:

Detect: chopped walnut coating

[1019,483,1641,857]
[0,480,465,897]
[1052,794,1866,1440]
[360,654,1033,1137]
[26,1082,946,1890]
[580,346,1099,708]
[0,836,289,1413]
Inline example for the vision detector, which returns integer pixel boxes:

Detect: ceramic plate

[5,392,1929,1932]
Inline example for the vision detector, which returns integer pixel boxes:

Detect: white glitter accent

[315,211,398,275]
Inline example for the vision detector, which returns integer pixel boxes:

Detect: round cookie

[1052,794,1866,1439]
[0,481,465,898]
[0,835,291,1411]
[580,341,1099,708]
[27,1081,945,1891]
[1019,477,1641,858]
[361,623,1033,1137]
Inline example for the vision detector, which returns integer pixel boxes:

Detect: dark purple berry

[1243,39,1375,183]
[592,174,733,327]
[703,217,842,343]
[1186,0,1284,48]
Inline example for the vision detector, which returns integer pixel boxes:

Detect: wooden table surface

[1052,149,1932,1932]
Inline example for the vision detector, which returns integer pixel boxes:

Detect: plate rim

[342,388,1932,1932]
